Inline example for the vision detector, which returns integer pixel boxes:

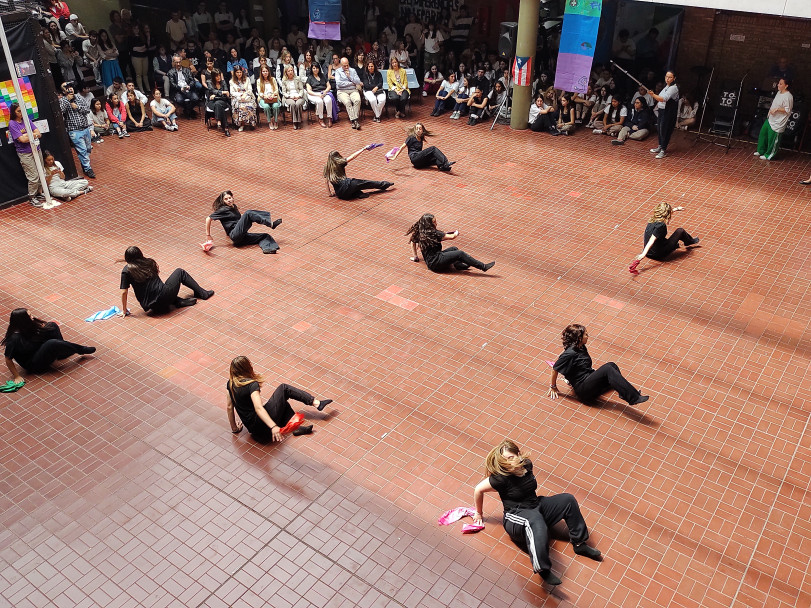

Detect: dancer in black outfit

[634,202,700,266]
[324,148,393,200]
[3,308,95,386]
[406,213,494,273]
[473,439,602,586]
[391,123,455,171]
[119,246,214,316]
[549,324,648,405]
[205,190,282,254]
[226,356,332,441]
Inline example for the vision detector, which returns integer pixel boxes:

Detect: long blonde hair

[228,356,265,389]
[485,439,530,477]
[649,202,672,224]
[323,150,347,182]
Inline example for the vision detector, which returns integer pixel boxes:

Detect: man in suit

[168,55,200,117]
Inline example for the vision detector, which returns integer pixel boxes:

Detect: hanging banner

[398,0,464,20]
[308,0,342,41]
[554,0,603,94]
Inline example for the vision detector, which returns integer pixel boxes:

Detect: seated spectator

[306,63,334,128]
[361,60,386,123]
[200,57,216,89]
[325,52,341,89]
[280,64,306,130]
[450,75,471,120]
[124,78,148,105]
[677,93,698,130]
[572,84,595,124]
[387,57,409,119]
[466,87,489,125]
[150,89,178,131]
[483,60,496,83]
[612,97,651,145]
[390,40,410,69]
[91,98,111,139]
[105,92,129,138]
[105,77,126,99]
[209,39,228,72]
[594,67,614,89]
[335,57,363,129]
[257,64,282,130]
[229,65,256,131]
[43,150,91,201]
[276,49,296,81]
[587,86,612,128]
[528,94,557,134]
[226,46,248,79]
[64,14,88,48]
[593,96,626,136]
[488,80,508,118]
[470,67,491,97]
[82,30,102,84]
[367,40,385,71]
[153,44,172,96]
[555,94,576,135]
[252,45,273,78]
[423,64,443,97]
[57,40,83,85]
[404,34,418,69]
[353,49,366,74]
[48,20,65,45]
[297,49,315,82]
[631,84,655,114]
[168,55,200,117]
[124,90,153,133]
[206,68,231,135]
[431,72,458,117]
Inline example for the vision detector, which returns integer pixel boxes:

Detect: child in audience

[43,150,92,201]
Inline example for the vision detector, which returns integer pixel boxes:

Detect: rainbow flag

[0,76,38,129]
[554,0,602,94]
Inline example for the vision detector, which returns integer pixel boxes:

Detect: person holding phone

[406,213,494,273]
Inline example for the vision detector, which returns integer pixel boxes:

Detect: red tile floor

[1,102,810,608]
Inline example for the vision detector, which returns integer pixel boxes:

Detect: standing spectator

[153,44,172,96]
[166,11,187,51]
[97,29,123,89]
[449,6,475,56]
[41,30,62,88]
[129,23,151,95]
[58,82,95,178]
[334,57,363,130]
[8,103,45,206]
[286,24,306,49]
[364,0,380,42]
[646,70,679,159]
[108,10,131,78]
[191,2,213,42]
[755,78,793,161]
[214,2,235,41]
[235,9,251,40]
[422,23,444,72]
[56,40,83,86]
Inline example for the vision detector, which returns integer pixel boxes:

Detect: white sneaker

[760,155,768,160]
[753,151,760,156]
[422,91,427,97]
[592,128,603,134]
[655,151,666,159]
[650,147,662,153]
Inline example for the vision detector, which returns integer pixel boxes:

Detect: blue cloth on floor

[85,306,120,322]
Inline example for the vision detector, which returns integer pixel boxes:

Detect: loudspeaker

[784,101,806,139]
[498,22,518,60]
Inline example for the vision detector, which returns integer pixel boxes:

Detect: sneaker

[688,237,700,246]
[422,90,428,97]
[42,200,61,209]
[592,128,603,134]
[540,570,562,586]
[650,146,662,153]
[118,133,124,139]
[612,139,624,145]
[85,186,94,193]
[30,198,44,207]
[760,155,768,160]
[573,543,602,560]
[84,169,96,179]
[238,126,244,132]
[123,132,130,137]
[753,151,761,156]
[97,137,104,143]
[655,151,666,159]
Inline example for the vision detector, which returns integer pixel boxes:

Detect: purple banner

[554,53,594,94]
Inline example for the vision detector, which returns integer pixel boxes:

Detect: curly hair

[562,323,587,350]
[405,213,442,253]
[649,202,672,224]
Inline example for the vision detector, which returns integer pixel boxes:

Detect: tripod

[490,86,512,131]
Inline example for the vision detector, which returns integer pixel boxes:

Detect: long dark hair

[123,246,159,283]
[212,190,237,212]
[406,213,442,251]
[2,308,47,346]
[562,323,587,350]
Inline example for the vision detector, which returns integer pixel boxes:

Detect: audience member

[431,72,458,117]
[306,63,334,128]
[612,97,650,145]
[387,57,409,119]
[206,68,231,135]
[228,65,257,131]
[423,64,443,97]
[362,60,386,123]
[97,29,123,89]
[105,92,129,138]
[150,89,179,131]
[58,81,95,178]
[8,103,45,206]
[168,55,200,117]
[335,57,363,129]
[280,65,306,130]
[257,64,281,129]
[43,150,91,201]
[124,90,152,133]
[676,93,698,130]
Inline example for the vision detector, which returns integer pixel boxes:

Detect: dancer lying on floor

[634,202,699,265]
[406,213,494,273]
[324,148,393,200]
[390,123,455,172]
[205,190,283,254]
[119,246,214,316]
[472,439,602,586]
[548,324,648,405]
[3,308,95,388]
[226,355,332,440]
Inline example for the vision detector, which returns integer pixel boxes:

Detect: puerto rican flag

[513,56,532,87]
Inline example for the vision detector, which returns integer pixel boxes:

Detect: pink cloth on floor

[438,506,476,525]
[462,523,485,533]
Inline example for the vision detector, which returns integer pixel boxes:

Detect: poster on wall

[0,76,39,129]
[398,0,465,21]
[554,0,603,94]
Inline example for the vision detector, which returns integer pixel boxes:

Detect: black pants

[173,90,200,115]
[209,100,230,124]
[228,209,279,253]
[409,147,450,170]
[657,105,677,151]
[388,90,409,113]
[573,362,641,404]
[647,227,696,260]
[252,383,314,441]
[151,268,209,311]
[427,246,485,272]
[334,178,388,200]
[503,493,590,573]
[530,114,555,132]
[23,325,88,373]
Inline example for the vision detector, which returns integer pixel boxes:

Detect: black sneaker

[540,570,562,586]
[292,424,313,436]
[176,297,197,307]
[199,290,215,300]
[30,197,44,208]
[316,399,332,411]
[573,543,602,560]
[84,169,96,179]
[688,238,700,246]
[481,262,495,272]
[78,346,96,355]
[271,218,283,229]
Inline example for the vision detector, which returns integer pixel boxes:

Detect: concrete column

[510,0,540,130]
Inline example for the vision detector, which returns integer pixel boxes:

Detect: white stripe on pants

[504,512,543,572]
[363,90,386,118]
[307,93,334,119]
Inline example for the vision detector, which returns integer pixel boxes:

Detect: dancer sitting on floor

[406,213,494,273]
[549,324,648,405]
[205,190,283,254]
[324,148,393,199]
[119,246,214,316]
[634,202,699,265]
[3,308,95,387]
[472,439,602,587]
[227,355,332,440]
[391,123,455,172]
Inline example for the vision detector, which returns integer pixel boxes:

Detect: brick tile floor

[1,104,809,607]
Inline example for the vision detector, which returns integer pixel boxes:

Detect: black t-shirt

[489,459,540,511]
[210,205,241,237]
[3,322,61,368]
[120,266,165,311]
[553,345,594,389]
[419,229,446,268]
[228,380,267,436]
[644,222,669,259]
[405,135,423,156]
